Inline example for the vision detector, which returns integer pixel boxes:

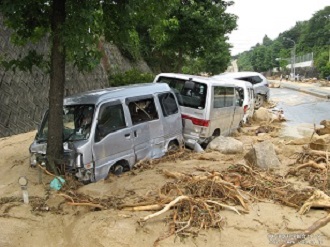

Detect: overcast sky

[227,0,330,56]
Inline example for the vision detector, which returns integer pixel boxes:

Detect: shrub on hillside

[109,69,154,87]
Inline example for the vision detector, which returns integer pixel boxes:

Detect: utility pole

[284,37,296,80]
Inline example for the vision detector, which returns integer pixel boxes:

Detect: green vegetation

[236,6,330,78]
[0,1,236,169]
[109,69,154,87]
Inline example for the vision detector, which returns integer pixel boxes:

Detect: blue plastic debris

[50,176,65,191]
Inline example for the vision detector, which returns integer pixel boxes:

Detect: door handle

[124,133,131,138]
[134,130,137,137]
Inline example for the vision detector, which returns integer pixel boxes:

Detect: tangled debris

[133,149,195,171]
[56,190,123,210]
[0,196,48,214]
[286,146,329,192]
[124,163,319,244]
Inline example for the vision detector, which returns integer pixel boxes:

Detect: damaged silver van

[154,73,244,149]
[30,83,183,182]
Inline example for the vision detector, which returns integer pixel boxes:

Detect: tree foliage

[140,0,237,75]
[236,6,330,78]
[0,0,128,172]
[0,0,238,170]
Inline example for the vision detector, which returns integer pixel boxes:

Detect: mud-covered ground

[0,121,329,247]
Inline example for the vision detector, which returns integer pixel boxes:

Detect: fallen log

[279,213,330,247]
[295,161,327,171]
[299,190,330,215]
[302,148,329,157]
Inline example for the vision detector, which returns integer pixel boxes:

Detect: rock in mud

[207,136,243,154]
[244,140,281,169]
[253,107,272,122]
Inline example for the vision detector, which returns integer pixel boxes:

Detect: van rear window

[157,77,207,109]
[213,86,234,108]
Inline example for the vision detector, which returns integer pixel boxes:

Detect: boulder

[207,136,243,154]
[244,140,281,169]
[253,107,272,122]
[316,120,330,135]
[310,134,330,151]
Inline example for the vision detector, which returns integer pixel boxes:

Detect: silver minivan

[154,73,244,148]
[213,72,269,108]
[30,83,184,182]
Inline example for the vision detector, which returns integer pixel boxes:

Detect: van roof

[64,83,171,105]
[155,73,239,87]
[212,76,253,88]
[213,71,264,78]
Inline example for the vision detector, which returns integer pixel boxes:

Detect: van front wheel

[255,94,265,109]
[113,164,124,176]
[168,141,179,152]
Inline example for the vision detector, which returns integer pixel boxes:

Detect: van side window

[235,89,242,106]
[95,104,126,142]
[128,98,159,125]
[158,93,178,117]
[157,77,207,109]
[213,86,234,108]
[238,76,262,85]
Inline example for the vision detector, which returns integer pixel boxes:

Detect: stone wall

[0,17,152,138]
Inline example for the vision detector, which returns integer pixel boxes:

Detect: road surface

[269,88,330,138]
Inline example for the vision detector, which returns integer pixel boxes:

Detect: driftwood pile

[286,146,329,192]
[120,163,324,242]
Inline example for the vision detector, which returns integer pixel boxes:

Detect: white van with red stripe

[154,73,244,148]
[216,79,255,124]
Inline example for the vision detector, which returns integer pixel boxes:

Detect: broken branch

[279,213,330,247]
[141,195,189,222]
[206,200,248,215]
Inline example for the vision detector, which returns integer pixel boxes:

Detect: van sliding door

[126,96,164,161]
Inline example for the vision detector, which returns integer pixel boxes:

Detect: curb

[269,80,330,100]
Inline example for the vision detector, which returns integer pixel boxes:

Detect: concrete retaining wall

[0,17,151,138]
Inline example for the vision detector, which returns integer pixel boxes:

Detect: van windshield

[37,105,95,142]
[157,77,207,109]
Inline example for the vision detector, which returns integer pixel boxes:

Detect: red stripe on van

[181,114,209,127]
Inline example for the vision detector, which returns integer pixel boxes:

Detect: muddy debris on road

[1,109,330,247]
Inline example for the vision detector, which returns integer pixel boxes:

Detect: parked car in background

[154,73,244,149]
[213,72,269,108]
[30,83,184,183]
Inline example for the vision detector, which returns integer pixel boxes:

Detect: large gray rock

[207,136,243,154]
[253,107,272,122]
[244,140,281,169]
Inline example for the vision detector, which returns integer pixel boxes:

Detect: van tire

[255,94,265,109]
[113,164,124,176]
[212,129,221,137]
[168,140,179,151]
[111,161,129,176]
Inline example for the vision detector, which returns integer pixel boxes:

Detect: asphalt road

[269,88,330,138]
[270,88,330,125]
